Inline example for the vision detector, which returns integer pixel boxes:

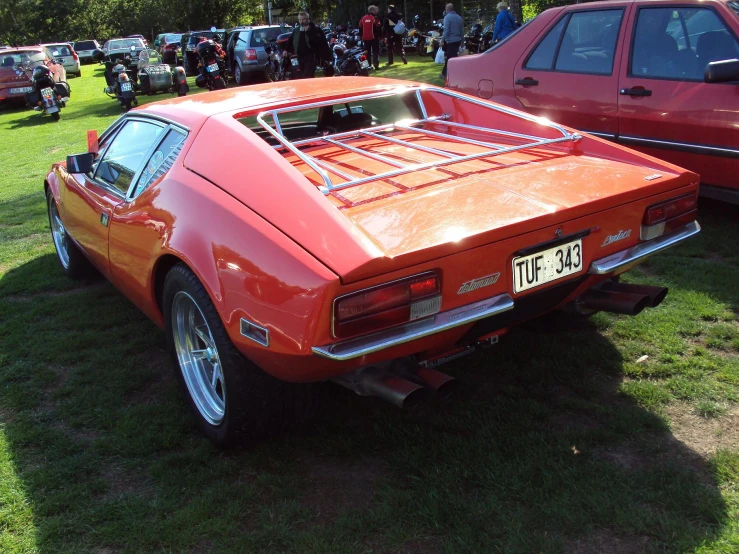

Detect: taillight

[643,193,697,226]
[641,192,698,240]
[334,273,441,339]
[244,49,257,61]
[359,55,367,61]
[71,50,78,61]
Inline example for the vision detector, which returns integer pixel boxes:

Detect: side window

[554,10,623,74]
[525,16,567,70]
[631,7,739,80]
[94,120,165,195]
[131,129,187,198]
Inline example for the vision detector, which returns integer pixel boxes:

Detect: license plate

[42,88,54,98]
[290,58,299,67]
[512,239,583,294]
[10,86,34,94]
[206,62,219,73]
[120,82,132,92]
[360,59,370,69]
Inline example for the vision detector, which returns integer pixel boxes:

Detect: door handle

[620,87,652,97]
[515,78,539,86]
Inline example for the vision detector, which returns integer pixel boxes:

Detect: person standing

[359,5,382,70]
[440,3,463,79]
[492,2,516,43]
[284,11,331,79]
[384,5,407,66]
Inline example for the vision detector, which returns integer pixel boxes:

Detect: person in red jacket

[359,5,382,70]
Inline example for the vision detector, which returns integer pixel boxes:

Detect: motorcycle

[102,46,139,111]
[329,42,371,77]
[264,32,294,82]
[465,23,484,54]
[137,48,189,97]
[195,30,227,91]
[19,59,69,121]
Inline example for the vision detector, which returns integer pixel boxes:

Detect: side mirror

[66,152,95,174]
[705,58,739,83]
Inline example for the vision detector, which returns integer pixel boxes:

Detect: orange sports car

[45,77,700,447]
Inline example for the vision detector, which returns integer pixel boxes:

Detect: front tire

[163,263,314,448]
[46,189,93,279]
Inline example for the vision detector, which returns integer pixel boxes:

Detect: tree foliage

[0,0,570,45]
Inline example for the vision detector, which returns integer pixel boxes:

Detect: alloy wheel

[49,196,70,269]
[171,291,226,425]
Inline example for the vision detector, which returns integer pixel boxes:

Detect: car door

[617,2,739,194]
[108,125,188,310]
[60,118,167,278]
[513,4,631,137]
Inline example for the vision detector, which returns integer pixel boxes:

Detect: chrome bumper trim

[312,293,515,361]
[589,220,700,275]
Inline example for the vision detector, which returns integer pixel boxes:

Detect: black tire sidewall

[46,189,91,279]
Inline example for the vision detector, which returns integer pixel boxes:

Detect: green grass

[1,55,738,553]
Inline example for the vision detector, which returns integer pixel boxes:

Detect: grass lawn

[1,55,738,554]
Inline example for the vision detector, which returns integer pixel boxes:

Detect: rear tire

[213,77,226,90]
[123,98,132,111]
[46,189,93,279]
[234,64,247,86]
[51,111,60,121]
[163,263,315,448]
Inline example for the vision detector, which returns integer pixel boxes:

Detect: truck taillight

[244,49,257,61]
[641,193,698,240]
[334,273,441,339]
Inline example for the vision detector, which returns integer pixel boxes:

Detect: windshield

[250,28,283,47]
[165,34,182,43]
[109,39,144,50]
[74,40,96,50]
[0,51,46,66]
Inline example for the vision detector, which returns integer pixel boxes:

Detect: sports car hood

[185,116,696,283]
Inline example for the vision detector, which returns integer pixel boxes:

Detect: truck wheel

[163,263,315,448]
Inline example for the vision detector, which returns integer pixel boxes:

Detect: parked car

[155,33,183,65]
[40,42,81,77]
[102,37,147,63]
[126,34,148,45]
[224,25,284,84]
[447,0,739,203]
[46,77,700,447]
[0,46,66,106]
[72,39,101,63]
[181,29,225,75]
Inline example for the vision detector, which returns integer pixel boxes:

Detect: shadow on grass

[0,248,732,552]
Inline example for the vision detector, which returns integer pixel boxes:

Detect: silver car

[72,39,101,63]
[40,42,81,77]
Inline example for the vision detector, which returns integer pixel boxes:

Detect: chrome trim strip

[240,318,270,347]
[618,136,739,159]
[589,221,700,275]
[313,293,514,361]
[582,130,615,139]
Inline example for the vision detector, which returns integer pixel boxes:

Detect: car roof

[39,42,71,47]
[559,0,727,7]
[138,77,419,129]
[3,46,44,53]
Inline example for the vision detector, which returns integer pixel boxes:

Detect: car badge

[457,272,500,294]
[645,174,662,181]
[601,229,631,247]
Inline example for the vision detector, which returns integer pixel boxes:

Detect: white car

[72,39,101,64]
[40,43,81,77]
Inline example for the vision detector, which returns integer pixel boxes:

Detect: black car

[181,29,225,75]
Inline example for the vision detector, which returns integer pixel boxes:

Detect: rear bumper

[312,220,700,361]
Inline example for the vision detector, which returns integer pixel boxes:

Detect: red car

[447,0,739,203]
[0,46,67,105]
[45,78,700,447]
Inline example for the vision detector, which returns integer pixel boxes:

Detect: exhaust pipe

[416,367,458,399]
[333,367,426,408]
[599,282,668,308]
[579,288,650,316]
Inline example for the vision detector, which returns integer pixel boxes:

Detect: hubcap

[235,66,240,82]
[172,291,226,425]
[49,197,70,269]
